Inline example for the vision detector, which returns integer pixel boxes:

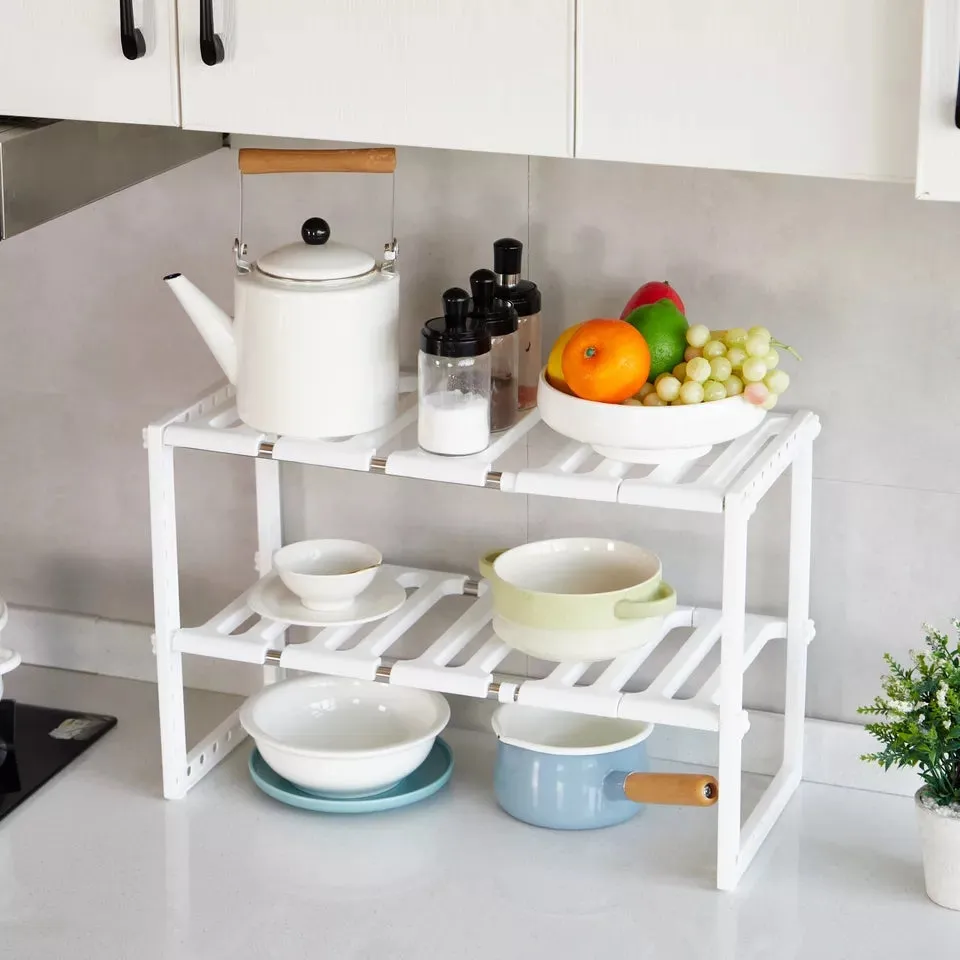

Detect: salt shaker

[494,238,542,410]
[469,269,518,432]
[418,288,492,456]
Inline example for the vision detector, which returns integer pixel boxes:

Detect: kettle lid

[255,218,377,282]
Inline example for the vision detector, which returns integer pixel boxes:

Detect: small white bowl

[273,539,382,611]
[239,675,450,797]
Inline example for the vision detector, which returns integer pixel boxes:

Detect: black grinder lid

[420,287,492,358]
[469,269,518,337]
[493,238,541,317]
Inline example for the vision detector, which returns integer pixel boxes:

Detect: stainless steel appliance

[0,118,220,240]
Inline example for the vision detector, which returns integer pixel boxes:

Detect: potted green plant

[859,621,960,909]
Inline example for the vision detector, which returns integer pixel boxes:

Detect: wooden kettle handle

[622,773,719,806]
[237,147,397,175]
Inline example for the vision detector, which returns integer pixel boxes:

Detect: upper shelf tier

[147,378,820,513]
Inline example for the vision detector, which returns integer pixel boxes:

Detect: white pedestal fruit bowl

[537,369,766,464]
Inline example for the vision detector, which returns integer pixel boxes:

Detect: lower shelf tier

[174,564,814,734]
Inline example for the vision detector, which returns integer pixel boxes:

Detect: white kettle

[165,148,400,440]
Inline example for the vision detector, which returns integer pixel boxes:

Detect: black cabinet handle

[119,0,146,60]
[200,0,225,66]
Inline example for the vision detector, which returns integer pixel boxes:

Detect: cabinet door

[0,1,180,126]
[177,0,574,157]
[916,0,960,200]
[576,0,921,181]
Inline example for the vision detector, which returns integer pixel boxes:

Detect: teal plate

[248,739,453,814]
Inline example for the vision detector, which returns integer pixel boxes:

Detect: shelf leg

[255,457,284,685]
[784,436,813,774]
[719,435,815,888]
[147,428,187,800]
[717,495,749,891]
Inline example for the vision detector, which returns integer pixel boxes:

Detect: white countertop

[1,666,953,960]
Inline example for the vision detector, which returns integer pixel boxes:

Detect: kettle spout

[164,273,237,384]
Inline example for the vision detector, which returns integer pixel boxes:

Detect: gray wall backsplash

[2,144,958,725]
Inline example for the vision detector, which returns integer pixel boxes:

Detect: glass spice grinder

[418,287,492,456]
[493,238,541,410]
[469,268,518,432]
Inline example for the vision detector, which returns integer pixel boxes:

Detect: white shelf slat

[153,380,820,514]
[174,563,789,733]
[644,609,723,698]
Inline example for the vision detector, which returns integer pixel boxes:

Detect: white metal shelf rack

[146,378,820,892]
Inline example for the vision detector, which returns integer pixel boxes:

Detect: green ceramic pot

[479,539,676,631]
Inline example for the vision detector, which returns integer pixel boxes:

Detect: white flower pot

[916,789,960,910]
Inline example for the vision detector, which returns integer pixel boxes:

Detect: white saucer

[248,572,407,627]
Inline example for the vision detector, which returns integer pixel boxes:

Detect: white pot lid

[256,217,376,282]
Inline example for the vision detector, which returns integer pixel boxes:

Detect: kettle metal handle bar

[234,148,398,272]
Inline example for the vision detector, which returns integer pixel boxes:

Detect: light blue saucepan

[492,705,719,830]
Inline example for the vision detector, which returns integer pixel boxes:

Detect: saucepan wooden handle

[622,772,719,806]
[238,147,397,175]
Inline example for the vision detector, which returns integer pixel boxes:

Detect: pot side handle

[478,549,509,582]
[614,581,677,620]
[622,772,719,806]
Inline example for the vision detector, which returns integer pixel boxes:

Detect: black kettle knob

[470,269,497,313]
[493,237,523,275]
[442,287,471,330]
[301,217,331,245]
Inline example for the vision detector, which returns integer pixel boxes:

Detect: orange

[561,319,651,403]
[546,324,582,393]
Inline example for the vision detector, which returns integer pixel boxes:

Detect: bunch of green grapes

[627,325,799,409]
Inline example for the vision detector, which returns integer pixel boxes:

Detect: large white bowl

[239,675,450,798]
[273,539,382,611]
[538,369,766,463]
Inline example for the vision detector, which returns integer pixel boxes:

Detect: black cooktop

[0,700,117,822]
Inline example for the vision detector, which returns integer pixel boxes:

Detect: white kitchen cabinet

[176,0,574,157]
[0,1,180,126]
[576,0,922,182]
[916,0,960,201]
